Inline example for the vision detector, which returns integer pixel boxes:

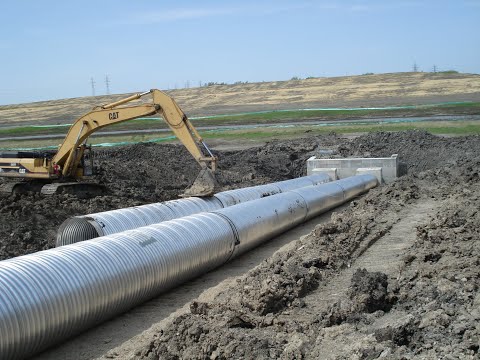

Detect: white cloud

[122,2,315,25]
[118,1,426,26]
[127,8,237,24]
[349,4,370,12]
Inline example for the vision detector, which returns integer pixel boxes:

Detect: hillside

[0,72,479,126]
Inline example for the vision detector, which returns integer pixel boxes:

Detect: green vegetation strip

[1,120,479,151]
[1,102,479,137]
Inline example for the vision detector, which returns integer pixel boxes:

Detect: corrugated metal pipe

[56,173,331,246]
[0,174,377,359]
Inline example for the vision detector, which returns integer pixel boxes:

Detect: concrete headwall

[307,154,399,184]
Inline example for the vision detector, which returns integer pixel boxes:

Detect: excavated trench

[1,130,479,359]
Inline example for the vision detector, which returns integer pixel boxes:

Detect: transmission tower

[105,75,111,95]
[413,62,418,72]
[90,77,96,96]
[433,65,437,73]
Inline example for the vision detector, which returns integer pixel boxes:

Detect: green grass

[1,120,479,150]
[437,102,480,108]
[190,103,480,124]
[200,121,480,140]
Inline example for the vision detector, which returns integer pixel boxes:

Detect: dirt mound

[134,143,480,359]
[339,129,480,173]
[1,131,479,358]
[385,193,480,357]
[134,171,422,359]
[348,269,389,313]
[0,137,327,260]
[319,269,392,329]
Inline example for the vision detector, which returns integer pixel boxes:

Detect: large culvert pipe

[0,175,376,359]
[216,175,378,257]
[56,173,331,246]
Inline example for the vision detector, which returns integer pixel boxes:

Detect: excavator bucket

[181,168,220,197]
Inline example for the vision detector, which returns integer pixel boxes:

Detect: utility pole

[105,75,111,95]
[413,62,418,72]
[90,77,96,96]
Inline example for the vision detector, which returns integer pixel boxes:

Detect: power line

[105,75,111,95]
[90,77,96,96]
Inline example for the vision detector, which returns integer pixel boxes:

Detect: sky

[0,0,479,105]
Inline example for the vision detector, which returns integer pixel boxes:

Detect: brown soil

[0,136,330,260]
[1,131,479,359]
[132,140,480,360]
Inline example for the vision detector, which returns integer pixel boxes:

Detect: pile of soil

[132,171,422,359]
[1,131,479,359]
[339,129,480,173]
[0,137,331,260]
[1,130,477,258]
[128,132,479,360]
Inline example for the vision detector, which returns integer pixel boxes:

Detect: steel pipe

[213,173,329,207]
[214,191,309,256]
[56,173,331,246]
[0,175,377,359]
[56,197,222,246]
[291,174,378,221]
[0,214,236,359]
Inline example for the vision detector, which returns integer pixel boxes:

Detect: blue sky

[0,0,479,105]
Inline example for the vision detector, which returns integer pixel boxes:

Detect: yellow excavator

[0,89,219,197]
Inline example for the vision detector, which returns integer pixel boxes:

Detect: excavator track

[0,181,46,195]
[0,182,20,195]
[41,182,105,198]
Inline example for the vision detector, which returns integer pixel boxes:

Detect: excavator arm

[54,90,217,183]
[0,89,219,197]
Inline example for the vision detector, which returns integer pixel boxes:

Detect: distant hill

[1,72,479,126]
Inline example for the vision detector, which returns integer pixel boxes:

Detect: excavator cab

[82,146,94,176]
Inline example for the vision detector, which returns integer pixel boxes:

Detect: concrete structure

[307,154,399,184]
